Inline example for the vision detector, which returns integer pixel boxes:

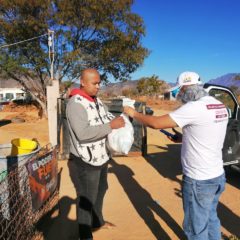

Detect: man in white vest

[124,71,228,240]
[66,68,125,240]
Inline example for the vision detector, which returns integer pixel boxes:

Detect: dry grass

[2,102,38,112]
[3,112,40,122]
[1,102,40,122]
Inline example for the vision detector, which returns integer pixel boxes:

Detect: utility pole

[47,29,59,147]
[48,29,55,82]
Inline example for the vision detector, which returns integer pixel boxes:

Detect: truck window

[208,89,235,118]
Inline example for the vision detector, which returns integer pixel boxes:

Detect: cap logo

[183,77,192,83]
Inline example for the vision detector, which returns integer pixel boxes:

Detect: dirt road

[0,108,239,240]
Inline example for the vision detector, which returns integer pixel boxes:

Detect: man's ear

[80,79,84,87]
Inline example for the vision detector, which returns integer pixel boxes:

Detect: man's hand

[123,106,136,118]
[110,116,125,129]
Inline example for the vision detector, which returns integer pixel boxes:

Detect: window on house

[5,93,14,101]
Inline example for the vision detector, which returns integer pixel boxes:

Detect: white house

[0,88,26,102]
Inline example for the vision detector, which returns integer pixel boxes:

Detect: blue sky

[130,0,240,84]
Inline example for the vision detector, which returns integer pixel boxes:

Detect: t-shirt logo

[206,104,225,109]
[206,104,228,121]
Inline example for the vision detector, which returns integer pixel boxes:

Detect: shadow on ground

[144,143,240,238]
[0,119,11,127]
[145,144,182,184]
[36,196,78,240]
[109,158,186,240]
[226,168,240,190]
[36,144,240,239]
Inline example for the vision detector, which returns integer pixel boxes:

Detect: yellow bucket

[11,138,38,156]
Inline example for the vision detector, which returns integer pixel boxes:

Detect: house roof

[0,78,22,88]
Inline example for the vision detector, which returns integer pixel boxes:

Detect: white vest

[74,95,113,166]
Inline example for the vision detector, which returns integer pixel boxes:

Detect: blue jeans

[182,173,225,240]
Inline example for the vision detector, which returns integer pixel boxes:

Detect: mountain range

[100,80,139,95]
[99,79,171,96]
[2,73,240,94]
[98,73,240,95]
[208,73,240,89]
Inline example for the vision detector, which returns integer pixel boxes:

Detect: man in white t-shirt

[123,71,228,240]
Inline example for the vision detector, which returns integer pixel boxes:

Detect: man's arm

[67,100,111,143]
[123,106,178,129]
[67,100,124,143]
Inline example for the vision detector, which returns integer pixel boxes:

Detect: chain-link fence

[0,146,59,240]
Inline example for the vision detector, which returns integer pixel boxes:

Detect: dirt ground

[0,103,240,240]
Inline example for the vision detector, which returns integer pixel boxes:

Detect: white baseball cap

[169,71,202,94]
[177,71,202,87]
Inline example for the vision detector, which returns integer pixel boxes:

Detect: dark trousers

[68,154,108,240]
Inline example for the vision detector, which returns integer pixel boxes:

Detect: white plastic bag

[107,98,135,155]
[122,97,135,108]
[107,114,134,155]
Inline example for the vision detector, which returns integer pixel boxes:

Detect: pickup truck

[204,83,240,171]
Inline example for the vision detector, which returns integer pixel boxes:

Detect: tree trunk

[29,93,48,119]
[37,100,48,119]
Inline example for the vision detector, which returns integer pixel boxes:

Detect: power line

[0,33,48,49]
